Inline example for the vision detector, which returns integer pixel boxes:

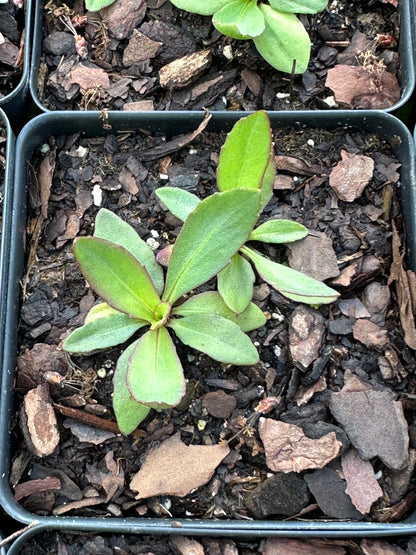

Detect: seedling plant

[64,111,338,435]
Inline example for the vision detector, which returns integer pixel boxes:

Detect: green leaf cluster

[169,0,328,73]
[156,111,339,316]
[63,188,265,434]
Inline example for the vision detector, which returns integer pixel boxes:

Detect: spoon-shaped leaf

[169,0,229,15]
[218,253,255,314]
[127,327,186,408]
[168,314,259,365]
[74,237,161,321]
[172,291,266,332]
[249,220,308,243]
[242,246,339,304]
[163,188,260,305]
[213,0,265,39]
[113,341,150,435]
[269,0,328,14]
[94,208,164,295]
[156,187,200,222]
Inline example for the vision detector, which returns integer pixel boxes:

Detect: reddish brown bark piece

[341,449,383,514]
[101,0,146,40]
[159,50,212,90]
[326,65,400,108]
[352,319,389,348]
[259,418,341,473]
[53,496,105,515]
[360,539,406,555]
[170,536,205,555]
[14,477,61,501]
[16,343,67,392]
[329,150,374,202]
[201,390,237,419]
[274,155,326,176]
[123,30,162,66]
[289,306,326,371]
[330,371,409,470]
[70,64,110,91]
[130,434,229,499]
[287,233,340,282]
[22,384,60,457]
[262,538,347,555]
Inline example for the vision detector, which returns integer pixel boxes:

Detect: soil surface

[11,121,416,524]
[37,0,402,111]
[0,0,25,99]
[14,532,416,555]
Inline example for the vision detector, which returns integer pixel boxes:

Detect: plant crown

[168,0,328,73]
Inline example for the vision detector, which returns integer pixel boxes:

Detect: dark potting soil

[37,0,401,111]
[11,122,416,523]
[0,0,25,98]
[13,532,416,555]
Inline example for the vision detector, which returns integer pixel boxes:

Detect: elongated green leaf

[169,314,259,365]
[213,0,265,39]
[127,327,186,408]
[217,112,272,194]
[172,291,266,332]
[94,209,164,295]
[170,0,229,15]
[156,187,201,222]
[253,5,310,74]
[163,188,260,304]
[260,151,275,209]
[85,302,118,323]
[63,309,146,353]
[249,220,308,243]
[242,246,339,304]
[218,253,255,314]
[74,237,160,321]
[269,0,328,14]
[113,341,151,435]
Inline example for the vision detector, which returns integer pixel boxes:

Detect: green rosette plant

[156,111,339,316]
[63,189,266,434]
[169,0,329,73]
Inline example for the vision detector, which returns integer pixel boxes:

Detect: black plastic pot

[28,0,415,114]
[1,110,416,537]
[0,0,33,127]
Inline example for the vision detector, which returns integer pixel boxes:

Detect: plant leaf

[169,0,229,15]
[74,237,161,321]
[260,150,275,209]
[162,188,260,304]
[127,327,186,408]
[269,0,328,14]
[218,253,255,314]
[249,219,309,243]
[63,309,146,353]
[155,187,201,222]
[217,111,273,196]
[242,246,339,304]
[253,5,310,74]
[85,0,116,11]
[113,341,150,435]
[172,291,266,332]
[169,314,259,365]
[94,208,164,295]
[213,0,265,39]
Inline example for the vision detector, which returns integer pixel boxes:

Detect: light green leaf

[168,314,259,365]
[242,246,339,304]
[169,0,229,15]
[85,302,118,323]
[163,188,260,305]
[213,0,265,39]
[156,187,201,222]
[260,151,275,210]
[94,208,164,295]
[127,327,186,408]
[249,219,309,243]
[63,309,146,353]
[253,5,311,74]
[218,253,255,314]
[173,291,266,332]
[113,341,150,435]
[74,237,161,321]
[85,0,116,11]
[217,112,273,197]
[269,0,328,14]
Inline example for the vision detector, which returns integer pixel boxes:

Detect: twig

[0,520,40,548]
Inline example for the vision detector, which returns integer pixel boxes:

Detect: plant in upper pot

[63,112,338,436]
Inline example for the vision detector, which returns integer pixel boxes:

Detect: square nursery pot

[0,0,33,126]
[6,526,416,554]
[2,110,416,538]
[29,0,415,114]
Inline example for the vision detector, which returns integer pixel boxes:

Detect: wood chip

[170,536,205,555]
[289,306,326,371]
[352,319,389,348]
[360,539,406,555]
[201,390,237,419]
[329,150,374,202]
[262,538,347,555]
[341,448,383,514]
[159,50,211,90]
[287,232,340,281]
[53,496,105,515]
[123,29,161,66]
[14,477,61,501]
